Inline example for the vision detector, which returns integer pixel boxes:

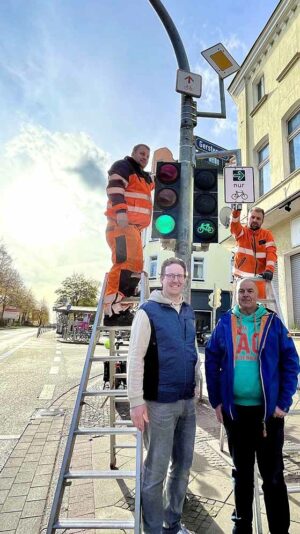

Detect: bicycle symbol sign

[223,166,255,204]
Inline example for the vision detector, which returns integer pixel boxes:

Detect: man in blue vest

[128,257,198,534]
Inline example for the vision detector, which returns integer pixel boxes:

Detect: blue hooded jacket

[205,308,299,420]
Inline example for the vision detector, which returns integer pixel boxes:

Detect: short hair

[132,144,150,155]
[249,207,265,218]
[236,278,258,294]
[160,257,187,278]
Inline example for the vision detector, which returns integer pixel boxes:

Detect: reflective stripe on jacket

[105,157,154,229]
[230,210,277,277]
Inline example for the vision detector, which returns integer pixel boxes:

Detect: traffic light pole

[149,0,194,302]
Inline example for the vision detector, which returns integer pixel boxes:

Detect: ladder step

[114,373,127,378]
[114,397,130,402]
[286,484,300,493]
[54,518,135,529]
[113,444,136,449]
[91,356,127,362]
[76,427,136,435]
[115,420,133,425]
[84,389,127,397]
[65,469,136,479]
[99,325,132,331]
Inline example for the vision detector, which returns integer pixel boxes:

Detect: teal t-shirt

[232,304,268,406]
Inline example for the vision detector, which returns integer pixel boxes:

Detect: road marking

[55,350,62,355]
[0,435,21,440]
[49,366,59,375]
[54,357,61,362]
[0,338,34,363]
[39,384,56,400]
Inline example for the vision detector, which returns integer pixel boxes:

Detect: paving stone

[0,489,9,504]
[35,432,48,439]
[26,445,43,455]
[15,471,34,484]
[21,498,46,518]
[8,483,31,497]
[30,438,46,446]
[0,479,14,491]
[4,457,23,469]
[0,511,21,530]
[25,453,41,462]
[38,454,56,465]
[20,435,33,444]
[15,516,41,534]
[0,467,19,478]
[9,449,27,459]
[14,443,30,451]
[1,495,26,512]
[18,462,38,474]
[35,464,53,476]
[31,474,51,487]
[27,486,48,501]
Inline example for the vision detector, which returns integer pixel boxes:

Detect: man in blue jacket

[205,278,299,534]
[128,257,198,534]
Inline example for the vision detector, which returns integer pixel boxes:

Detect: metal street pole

[149,0,194,302]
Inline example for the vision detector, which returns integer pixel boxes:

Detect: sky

[0,0,280,309]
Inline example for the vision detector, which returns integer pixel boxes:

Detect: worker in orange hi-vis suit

[230,206,277,299]
[103,144,154,326]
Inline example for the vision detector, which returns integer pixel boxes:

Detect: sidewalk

[0,358,300,532]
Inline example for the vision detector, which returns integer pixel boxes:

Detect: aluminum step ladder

[220,276,300,534]
[47,272,149,533]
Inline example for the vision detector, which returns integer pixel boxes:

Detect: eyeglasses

[163,273,186,280]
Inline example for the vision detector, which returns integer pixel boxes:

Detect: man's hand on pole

[130,404,149,431]
[116,212,129,228]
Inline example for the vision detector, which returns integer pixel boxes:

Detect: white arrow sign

[176,69,202,97]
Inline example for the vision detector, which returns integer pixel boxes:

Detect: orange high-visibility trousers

[104,223,143,313]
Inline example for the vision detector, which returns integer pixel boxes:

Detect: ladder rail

[47,274,108,534]
[48,271,149,533]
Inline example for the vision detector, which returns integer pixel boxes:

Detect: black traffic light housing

[151,161,181,239]
[193,167,218,243]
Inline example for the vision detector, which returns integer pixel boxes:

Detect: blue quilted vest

[140,300,198,403]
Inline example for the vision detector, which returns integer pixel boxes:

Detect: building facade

[227,0,300,328]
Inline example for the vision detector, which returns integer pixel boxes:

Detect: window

[288,110,300,173]
[258,144,271,196]
[192,257,204,280]
[149,256,158,279]
[256,76,264,103]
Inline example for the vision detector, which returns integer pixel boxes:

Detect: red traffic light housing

[151,162,181,239]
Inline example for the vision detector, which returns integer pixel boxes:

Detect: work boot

[103,309,134,327]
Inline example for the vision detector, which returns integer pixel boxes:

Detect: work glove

[262,270,273,281]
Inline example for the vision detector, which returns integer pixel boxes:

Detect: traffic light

[151,162,181,239]
[193,167,218,243]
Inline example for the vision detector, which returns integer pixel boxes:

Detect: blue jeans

[142,398,196,534]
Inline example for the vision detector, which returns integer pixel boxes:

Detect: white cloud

[0,123,111,306]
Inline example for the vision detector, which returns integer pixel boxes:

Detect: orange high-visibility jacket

[230,210,277,278]
[105,156,154,230]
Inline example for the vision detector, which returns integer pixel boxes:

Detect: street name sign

[224,166,255,204]
[176,69,202,97]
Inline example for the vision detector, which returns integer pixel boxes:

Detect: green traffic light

[155,214,176,235]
